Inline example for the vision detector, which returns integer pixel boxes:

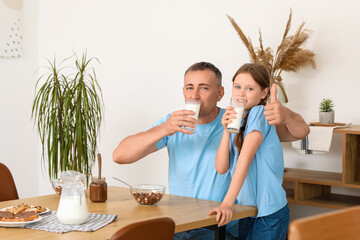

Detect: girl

[209,63,289,240]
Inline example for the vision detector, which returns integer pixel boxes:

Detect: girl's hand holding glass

[222,107,237,129]
[227,98,245,133]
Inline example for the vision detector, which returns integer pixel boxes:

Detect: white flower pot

[319,111,334,124]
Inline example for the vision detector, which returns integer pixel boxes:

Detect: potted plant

[227,9,316,103]
[319,98,334,124]
[32,51,104,187]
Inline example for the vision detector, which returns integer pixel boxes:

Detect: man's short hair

[184,62,222,87]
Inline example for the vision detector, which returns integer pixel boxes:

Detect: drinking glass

[227,98,245,133]
[184,99,201,134]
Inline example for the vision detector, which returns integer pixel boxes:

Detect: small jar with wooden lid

[90,177,107,202]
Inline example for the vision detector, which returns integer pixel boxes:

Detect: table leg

[205,224,226,240]
[214,225,226,240]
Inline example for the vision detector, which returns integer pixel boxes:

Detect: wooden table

[0,186,257,240]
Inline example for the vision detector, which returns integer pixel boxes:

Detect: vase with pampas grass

[227,9,316,103]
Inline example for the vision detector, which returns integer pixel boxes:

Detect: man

[113,62,309,240]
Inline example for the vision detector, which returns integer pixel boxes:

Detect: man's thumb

[270,84,278,103]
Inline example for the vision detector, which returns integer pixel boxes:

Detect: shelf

[284,168,360,189]
[294,194,360,209]
[284,168,340,185]
[333,125,360,134]
[283,181,294,201]
[344,134,360,184]
[283,181,360,209]
[284,126,360,209]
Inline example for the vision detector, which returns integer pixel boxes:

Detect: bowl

[130,184,166,206]
[51,179,62,195]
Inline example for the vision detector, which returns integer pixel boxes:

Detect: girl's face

[232,73,269,111]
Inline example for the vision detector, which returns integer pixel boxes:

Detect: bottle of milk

[57,170,89,225]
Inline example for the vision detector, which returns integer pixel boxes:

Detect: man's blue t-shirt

[153,108,232,202]
[230,105,287,217]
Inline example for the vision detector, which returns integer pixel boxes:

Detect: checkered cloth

[25,211,117,233]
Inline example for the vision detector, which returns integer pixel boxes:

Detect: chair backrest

[110,217,175,240]
[288,205,360,240]
[0,163,19,202]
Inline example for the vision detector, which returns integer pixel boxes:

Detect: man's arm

[272,108,310,142]
[112,110,196,164]
[264,84,310,142]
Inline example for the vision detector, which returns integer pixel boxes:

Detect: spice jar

[90,177,108,202]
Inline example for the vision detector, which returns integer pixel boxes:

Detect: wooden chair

[288,205,360,240]
[0,163,19,201]
[110,217,175,240]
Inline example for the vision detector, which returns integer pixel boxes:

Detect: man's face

[183,70,224,118]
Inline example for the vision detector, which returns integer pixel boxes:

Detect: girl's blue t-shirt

[153,108,232,202]
[229,105,287,217]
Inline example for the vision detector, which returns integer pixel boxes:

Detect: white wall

[1,0,360,220]
[0,0,39,198]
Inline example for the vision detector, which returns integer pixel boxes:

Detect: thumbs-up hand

[264,84,289,125]
[270,82,278,104]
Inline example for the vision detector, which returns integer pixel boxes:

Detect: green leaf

[319,98,334,112]
[31,50,104,186]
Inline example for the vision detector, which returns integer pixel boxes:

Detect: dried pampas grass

[227,9,316,103]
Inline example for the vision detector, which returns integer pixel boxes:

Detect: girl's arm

[215,107,237,174]
[209,130,263,226]
[215,129,231,174]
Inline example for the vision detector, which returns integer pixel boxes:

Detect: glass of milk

[57,170,89,225]
[184,99,201,134]
[227,98,245,133]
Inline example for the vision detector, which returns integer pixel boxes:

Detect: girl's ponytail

[234,112,249,154]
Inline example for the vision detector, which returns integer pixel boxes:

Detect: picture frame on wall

[0,0,23,58]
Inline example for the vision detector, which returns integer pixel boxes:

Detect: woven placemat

[25,211,117,233]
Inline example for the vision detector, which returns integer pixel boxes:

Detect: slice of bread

[14,211,39,222]
[0,210,38,222]
[0,211,15,221]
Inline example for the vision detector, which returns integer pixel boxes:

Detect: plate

[309,122,346,127]
[38,208,50,215]
[0,206,49,215]
[0,216,42,228]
